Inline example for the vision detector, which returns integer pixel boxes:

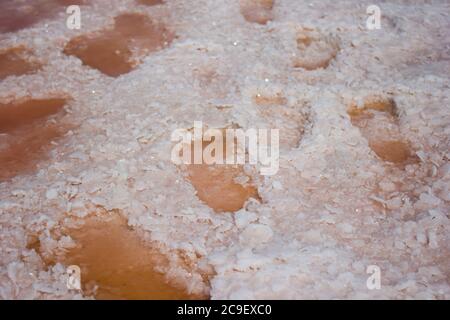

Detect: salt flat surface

[0,0,449,299]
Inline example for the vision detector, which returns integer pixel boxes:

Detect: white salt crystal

[234,210,257,229]
[272,180,283,190]
[239,224,274,246]
[46,189,58,200]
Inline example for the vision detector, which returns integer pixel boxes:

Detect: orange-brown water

[63,13,174,77]
[240,0,274,25]
[368,140,413,164]
[0,98,68,182]
[0,46,41,80]
[138,0,164,5]
[253,93,287,106]
[348,97,416,165]
[182,133,260,213]
[63,213,205,300]
[188,164,260,213]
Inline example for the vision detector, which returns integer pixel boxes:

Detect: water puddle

[240,0,274,25]
[180,131,260,213]
[63,13,174,77]
[188,164,260,213]
[62,213,204,299]
[348,97,417,165]
[368,140,413,164]
[0,46,41,80]
[0,97,68,182]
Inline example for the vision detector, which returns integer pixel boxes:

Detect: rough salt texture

[0,0,449,299]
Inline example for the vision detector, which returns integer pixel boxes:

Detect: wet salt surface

[0,0,449,300]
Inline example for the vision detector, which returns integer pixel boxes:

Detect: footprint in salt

[293,28,340,70]
[347,96,418,165]
[253,92,310,149]
[59,212,206,300]
[177,128,260,213]
[63,13,174,77]
[0,46,42,80]
[0,97,70,182]
[240,0,274,25]
[0,0,87,34]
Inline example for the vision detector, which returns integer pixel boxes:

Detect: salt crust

[0,0,449,299]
